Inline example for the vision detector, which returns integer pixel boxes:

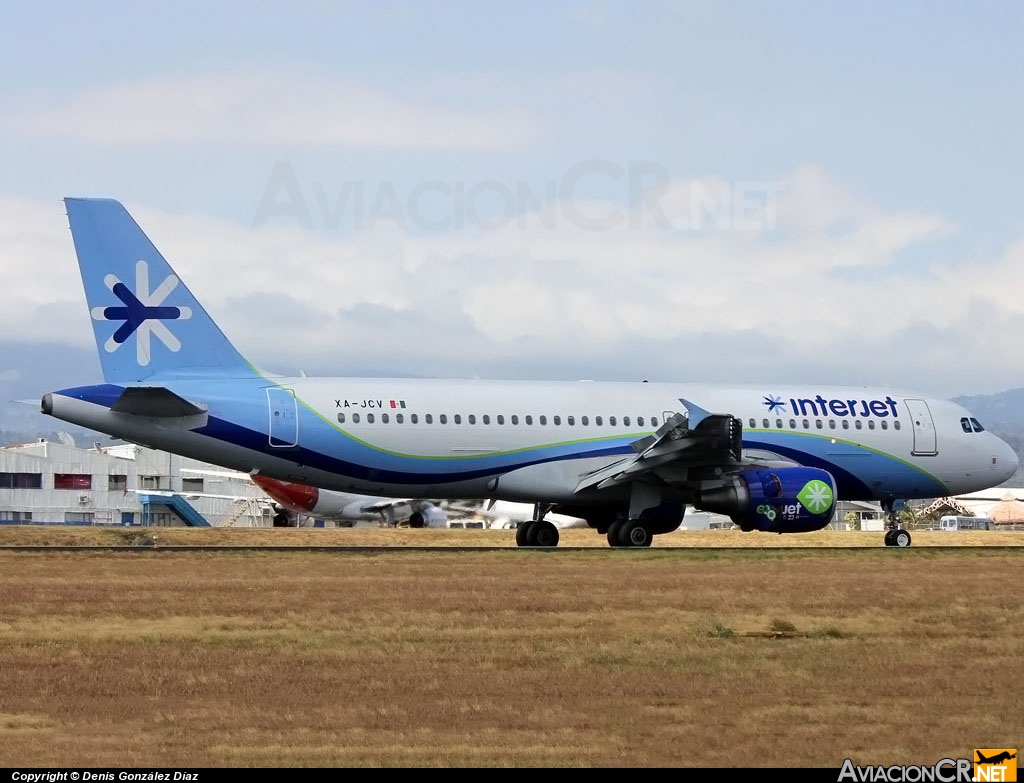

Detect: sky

[1,1,1023,434]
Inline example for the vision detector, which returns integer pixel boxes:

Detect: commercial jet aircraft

[41,198,1019,548]
[251,474,447,528]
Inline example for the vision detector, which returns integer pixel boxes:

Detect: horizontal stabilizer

[110,386,207,417]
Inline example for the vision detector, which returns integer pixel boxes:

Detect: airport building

[0,437,272,527]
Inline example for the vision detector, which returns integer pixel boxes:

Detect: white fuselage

[45,378,1019,509]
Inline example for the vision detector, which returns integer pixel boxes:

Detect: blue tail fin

[65,198,254,383]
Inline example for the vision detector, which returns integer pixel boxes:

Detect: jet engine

[695,467,837,533]
[407,503,447,528]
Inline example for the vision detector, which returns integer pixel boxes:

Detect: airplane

[249,474,447,528]
[447,499,588,530]
[40,198,1019,549]
[976,751,1016,765]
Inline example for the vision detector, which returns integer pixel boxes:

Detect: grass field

[0,530,1020,767]
[1,524,1022,548]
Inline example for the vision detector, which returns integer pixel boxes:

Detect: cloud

[0,166,1018,402]
[2,70,548,151]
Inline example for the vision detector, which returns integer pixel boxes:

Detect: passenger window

[425,414,432,424]
[868,420,875,430]
[497,415,505,425]
[828,420,836,429]
[961,417,972,433]
[970,417,985,432]
[842,420,849,429]
[623,416,630,426]
[815,420,822,429]
[881,420,888,430]
[468,414,476,424]
[789,419,796,428]
[776,419,782,428]
[439,414,447,424]
[337,413,345,423]
[511,415,519,425]
[367,413,375,423]
[411,414,419,424]
[609,416,616,426]
[749,418,756,428]
[539,415,547,425]
[525,415,533,425]
[894,421,901,430]
[554,415,561,425]
[855,420,862,430]
[581,416,589,426]
[453,414,461,424]
[802,419,809,429]
[382,413,389,423]
[567,416,575,426]
[596,416,603,426]
[762,418,769,428]
[397,413,404,423]
[352,413,360,423]
[650,417,658,427]
[483,415,490,425]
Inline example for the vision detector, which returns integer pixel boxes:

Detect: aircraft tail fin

[64,197,254,383]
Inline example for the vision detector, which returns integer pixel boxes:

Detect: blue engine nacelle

[695,467,837,533]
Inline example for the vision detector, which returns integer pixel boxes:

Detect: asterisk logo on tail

[91,260,192,366]
[763,394,786,413]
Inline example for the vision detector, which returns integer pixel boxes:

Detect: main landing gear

[515,503,560,548]
[513,502,668,549]
[882,499,912,548]
[605,517,654,548]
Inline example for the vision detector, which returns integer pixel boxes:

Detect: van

[939,515,993,531]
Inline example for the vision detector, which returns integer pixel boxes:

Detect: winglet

[679,398,712,428]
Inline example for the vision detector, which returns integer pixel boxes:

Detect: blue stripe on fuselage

[743,434,947,500]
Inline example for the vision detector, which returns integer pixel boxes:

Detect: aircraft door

[267,387,298,448]
[903,398,937,456]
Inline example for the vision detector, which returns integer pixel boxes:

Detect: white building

[0,438,273,527]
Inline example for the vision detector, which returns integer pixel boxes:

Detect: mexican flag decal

[389,400,406,409]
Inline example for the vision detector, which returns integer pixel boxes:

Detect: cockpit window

[960,417,972,434]
[970,417,985,432]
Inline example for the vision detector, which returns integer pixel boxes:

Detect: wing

[575,398,751,493]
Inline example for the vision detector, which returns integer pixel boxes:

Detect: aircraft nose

[995,436,1019,481]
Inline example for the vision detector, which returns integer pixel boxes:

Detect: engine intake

[696,467,837,533]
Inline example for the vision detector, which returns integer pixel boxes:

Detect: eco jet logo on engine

[91,260,192,366]
[797,480,834,514]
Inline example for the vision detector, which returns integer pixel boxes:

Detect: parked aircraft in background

[448,499,587,530]
[41,198,1019,549]
[250,474,447,528]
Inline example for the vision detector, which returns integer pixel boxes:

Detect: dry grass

[1,524,1022,548]
[0,543,1020,768]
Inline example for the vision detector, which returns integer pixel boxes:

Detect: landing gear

[618,519,654,547]
[882,499,912,547]
[606,517,654,548]
[515,503,559,548]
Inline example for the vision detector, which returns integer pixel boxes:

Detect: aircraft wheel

[893,529,912,548]
[606,519,624,547]
[531,520,559,548]
[883,530,894,546]
[515,521,534,547]
[619,519,653,548]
